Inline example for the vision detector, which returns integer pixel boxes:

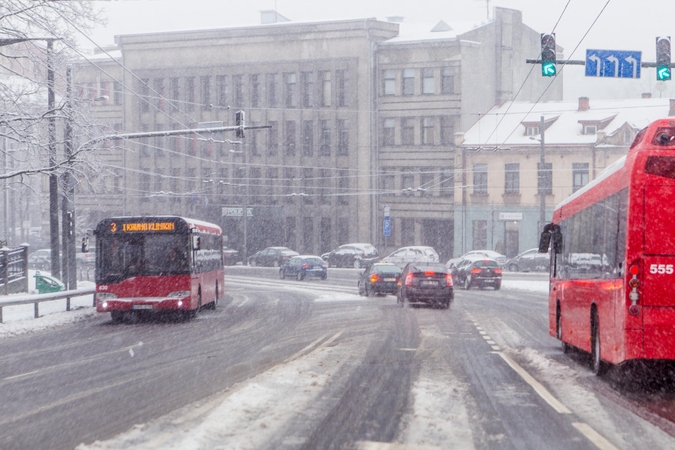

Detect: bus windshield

[98,234,190,283]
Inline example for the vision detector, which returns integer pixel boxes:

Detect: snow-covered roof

[461,98,673,147]
[381,20,484,44]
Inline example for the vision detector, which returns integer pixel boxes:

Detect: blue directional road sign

[585,49,642,79]
[383,219,391,237]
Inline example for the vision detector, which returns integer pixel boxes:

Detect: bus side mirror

[192,236,201,250]
[539,223,562,254]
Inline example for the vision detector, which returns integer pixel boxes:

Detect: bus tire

[557,309,570,354]
[591,311,608,376]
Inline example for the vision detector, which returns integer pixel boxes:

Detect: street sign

[222,207,253,217]
[585,49,642,78]
[383,205,390,219]
[383,219,391,237]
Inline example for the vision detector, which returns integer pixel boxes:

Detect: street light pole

[47,39,61,280]
[539,115,546,233]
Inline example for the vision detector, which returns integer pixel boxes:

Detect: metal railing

[0,287,96,323]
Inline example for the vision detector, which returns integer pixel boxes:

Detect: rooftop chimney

[669,99,675,116]
[578,97,590,111]
[642,93,652,99]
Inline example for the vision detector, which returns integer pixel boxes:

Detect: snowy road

[1,269,675,449]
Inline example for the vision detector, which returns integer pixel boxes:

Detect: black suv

[321,243,379,269]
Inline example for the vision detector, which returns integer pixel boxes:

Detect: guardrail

[0,287,96,323]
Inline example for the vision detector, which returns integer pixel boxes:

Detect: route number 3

[650,264,674,274]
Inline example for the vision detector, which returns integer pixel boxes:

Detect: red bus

[94,216,224,322]
[540,118,675,375]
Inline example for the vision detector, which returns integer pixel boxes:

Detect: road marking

[572,422,619,450]
[482,335,491,340]
[283,332,333,364]
[491,345,501,351]
[487,340,496,345]
[237,297,249,307]
[479,330,487,335]
[398,348,417,352]
[497,352,572,414]
[357,441,439,449]
[3,370,39,381]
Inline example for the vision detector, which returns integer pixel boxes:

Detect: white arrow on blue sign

[585,49,642,79]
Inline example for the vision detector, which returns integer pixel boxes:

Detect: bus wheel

[211,283,219,310]
[557,311,570,354]
[591,312,607,376]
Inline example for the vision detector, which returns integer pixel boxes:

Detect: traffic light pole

[526,59,673,68]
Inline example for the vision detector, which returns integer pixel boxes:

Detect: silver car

[382,246,439,267]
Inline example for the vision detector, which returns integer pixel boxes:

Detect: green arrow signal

[657,66,671,81]
[542,62,556,77]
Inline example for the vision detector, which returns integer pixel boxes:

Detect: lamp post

[539,115,546,233]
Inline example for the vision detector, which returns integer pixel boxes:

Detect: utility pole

[47,39,61,280]
[61,66,76,289]
[539,115,546,233]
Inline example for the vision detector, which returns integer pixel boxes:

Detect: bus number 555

[650,264,674,274]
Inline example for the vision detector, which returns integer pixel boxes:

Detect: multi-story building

[71,7,560,260]
[456,95,675,258]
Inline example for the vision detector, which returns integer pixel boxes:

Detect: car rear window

[306,257,324,264]
[410,263,447,273]
[375,265,402,274]
[473,260,499,268]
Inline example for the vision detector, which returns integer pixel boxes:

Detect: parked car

[248,247,299,267]
[279,255,327,280]
[505,248,550,272]
[397,262,454,309]
[382,246,439,267]
[446,250,508,269]
[321,243,379,269]
[28,249,51,270]
[222,247,240,266]
[358,263,402,296]
[450,258,502,290]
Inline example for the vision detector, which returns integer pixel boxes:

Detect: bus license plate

[132,305,153,310]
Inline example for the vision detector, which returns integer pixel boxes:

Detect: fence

[0,246,29,295]
[0,287,96,323]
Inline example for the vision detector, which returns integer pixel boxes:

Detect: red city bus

[540,118,675,375]
[94,216,224,322]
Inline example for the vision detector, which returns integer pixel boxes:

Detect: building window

[623,129,632,144]
[301,72,314,108]
[139,168,151,201]
[171,168,181,203]
[572,162,589,192]
[505,163,520,194]
[383,69,395,96]
[266,73,278,107]
[266,168,278,204]
[249,167,261,204]
[319,169,331,205]
[284,168,296,204]
[338,217,349,246]
[153,78,165,111]
[421,117,434,145]
[268,121,278,156]
[338,169,349,205]
[383,118,395,146]
[302,168,313,204]
[402,68,414,95]
[440,116,454,145]
[440,167,454,198]
[200,76,211,110]
[420,167,434,196]
[284,121,296,156]
[336,69,347,107]
[321,71,331,107]
[303,217,314,253]
[285,72,297,108]
[185,77,195,111]
[320,120,331,156]
[473,163,488,194]
[155,124,165,157]
[380,168,395,196]
[401,218,414,246]
[114,81,124,106]
[538,162,553,195]
[286,216,296,250]
[584,124,597,135]
[217,75,228,108]
[139,78,150,113]
[473,220,487,250]
[401,171,414,196]
[401,118,414,146]
[249,125,260,156]
[441,67,455,94]
[320,217,332,253]
[233,75,244,107]
[302,120,313,156]
[422,68,434,94]
[250,74,260,108]
[337,119,349,155]
[154,169,164,202]
[525,126,539,136]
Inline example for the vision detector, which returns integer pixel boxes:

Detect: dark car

[358,263,402,296]
[321,243,379,269]
[505,248,550,272]
[222,247,240,266]
[397,262,454,309]
[279,255,327,280]
[451,258,502,290]
[248,247,299,267]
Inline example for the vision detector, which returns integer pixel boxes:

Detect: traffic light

[541,33,557,77]
[656,36,671,81]
[235,110,245,138]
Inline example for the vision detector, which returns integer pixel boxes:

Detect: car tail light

[302,263,309,269]
[445,273,453,287]
[370,274,381,283]
[424,270,435,276]
[471,268,481,274]
[494,268,502,274]
[405,273,413,286]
